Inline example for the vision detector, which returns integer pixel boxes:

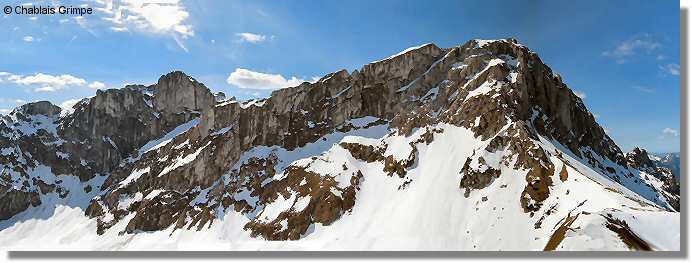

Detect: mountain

[0,39,680,251]
[649,152,680,180]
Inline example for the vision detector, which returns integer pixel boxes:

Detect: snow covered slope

[0,39,680,251]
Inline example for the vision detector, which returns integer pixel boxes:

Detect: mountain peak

[157,70,196,85]
[153,70,215,114]
[470,38,523,48]
[15,101,62,118]
[369,42,443,65]
[627,147,655,168]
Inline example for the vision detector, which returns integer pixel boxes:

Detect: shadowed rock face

[0,189,40,220]
[0,39,680,242]
[56,71,215,175]
[59,88,159,174]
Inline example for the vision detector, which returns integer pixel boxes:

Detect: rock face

[0,39,681,250]
[153,71,215,130]
[58,73,214,176]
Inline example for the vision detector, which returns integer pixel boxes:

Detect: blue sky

[0,0,680,152]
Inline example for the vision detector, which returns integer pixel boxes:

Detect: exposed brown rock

[125,191,192,233]
[243,166,360,240]
[544,213,579,251]
[520,164,554,214]
[339,142,386,162]
[85,199,104,218]
[459,157,501,197]
[559,163,569,182]
[603,214,652,251]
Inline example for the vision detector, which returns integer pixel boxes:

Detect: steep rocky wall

[58,72,215,175]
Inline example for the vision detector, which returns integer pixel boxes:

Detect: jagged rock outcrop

[626,147,680,210]
[627,147,656,170]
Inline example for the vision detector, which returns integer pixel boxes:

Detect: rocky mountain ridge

[0,38,680,250]
[649,152,680,179]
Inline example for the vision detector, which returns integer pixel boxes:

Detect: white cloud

[0,109,11,115]
[22,36,34,42]
[6,75,20,82]
[5,99,25,104]
[74,16,88,28]
[602,34,661,64]
[662,128,679,137]
[0,72,108,93]
[111,26,128,32]
[59,98,83,111]
[34,86,57,92]
[633,85,655,93]
[71,16,98,37]
[94,0,194,50]
[88,81,106,89]
[574,90,586,99]
[236,33,267,43]
[0,98,26,104]
[227,68,308,90]
[660,63,680,76]
[11,73,86,88]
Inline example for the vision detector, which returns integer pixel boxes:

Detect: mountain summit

[0,39,680,251]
